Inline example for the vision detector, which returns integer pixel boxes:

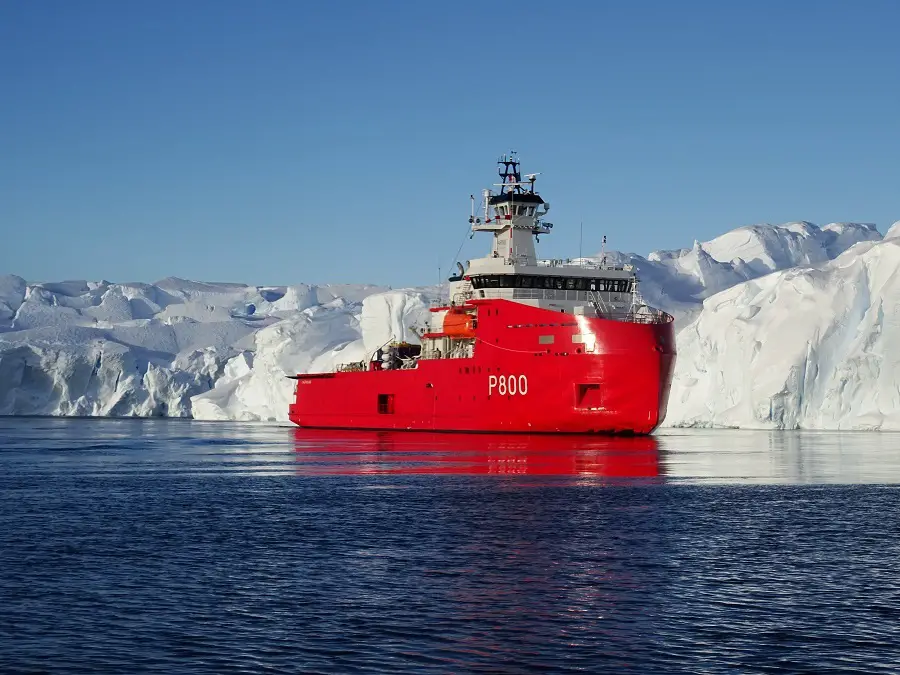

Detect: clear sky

[2,0,898,287]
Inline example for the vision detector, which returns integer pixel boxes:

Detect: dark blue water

[1,419,899,673]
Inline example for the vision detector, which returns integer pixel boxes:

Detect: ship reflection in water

[291,429,661,478]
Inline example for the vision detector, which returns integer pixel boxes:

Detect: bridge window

[470,274,634,294]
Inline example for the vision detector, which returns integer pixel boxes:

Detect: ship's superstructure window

[469,275,634,293]
[494,203,539,217]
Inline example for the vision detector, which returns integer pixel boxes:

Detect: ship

[289,153,676,434]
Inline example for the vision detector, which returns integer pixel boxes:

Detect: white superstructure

[446,152,646,319]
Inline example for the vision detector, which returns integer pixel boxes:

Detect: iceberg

[581,221,881,324]
[0,277,389,417]
[666,222,900,430]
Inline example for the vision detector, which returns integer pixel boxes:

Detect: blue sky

[2,0,898,287]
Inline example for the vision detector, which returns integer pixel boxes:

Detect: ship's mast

[470,152,552,265]
[498,153,522,194]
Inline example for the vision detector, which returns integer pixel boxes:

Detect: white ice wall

[666,222,900,430]
[0,278,388,417]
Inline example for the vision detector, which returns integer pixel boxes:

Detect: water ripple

[1,419,899,673]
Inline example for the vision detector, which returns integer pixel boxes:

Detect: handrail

[463,288,628,303]
[536,258,632,271]
[430,292,473,308]
[594,309,673,325]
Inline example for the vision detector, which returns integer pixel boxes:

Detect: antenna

[579,218,583,262]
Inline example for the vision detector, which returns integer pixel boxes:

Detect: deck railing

[536,258,632,272]
[598,309,674,325]
[430,290,672,324]
[462,288,631,304]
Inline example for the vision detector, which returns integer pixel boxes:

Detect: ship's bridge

[488,191,545,220]
[468,153,552,261]
[449,153,647,320]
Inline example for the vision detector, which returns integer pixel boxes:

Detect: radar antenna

[496,153,541,195]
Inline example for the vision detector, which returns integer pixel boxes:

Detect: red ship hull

[290,299,675,435]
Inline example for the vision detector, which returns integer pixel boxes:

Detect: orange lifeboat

[442,310,476,338]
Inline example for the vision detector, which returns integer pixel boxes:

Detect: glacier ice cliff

[666,222,900,430]
[1,221,896,429]
[0,277,390,417]
[586,221,882,325]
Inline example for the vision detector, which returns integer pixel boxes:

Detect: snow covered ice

[667,221,900,430]
[0,277,394,418]
[1,221,897,429]
[587,221,882,326]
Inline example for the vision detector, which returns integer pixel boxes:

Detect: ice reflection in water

[658,428,900,484]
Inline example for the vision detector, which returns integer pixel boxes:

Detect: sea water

[1,418,898,673]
